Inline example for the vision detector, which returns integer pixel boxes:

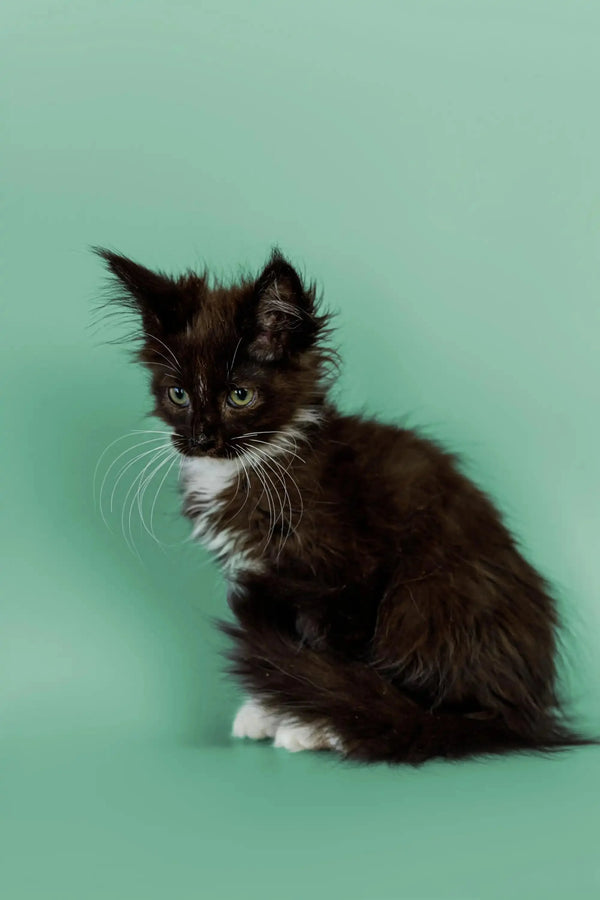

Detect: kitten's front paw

[232,699,280,741]
[273,721,343,754]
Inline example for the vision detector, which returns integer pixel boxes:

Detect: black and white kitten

[96,247,589,763]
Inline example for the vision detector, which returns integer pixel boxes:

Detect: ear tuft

[248,249,318,362]
[93,247,196,334]
[93,247,168,303]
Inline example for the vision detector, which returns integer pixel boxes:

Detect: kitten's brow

[197,373,208,400]
[227,337,244,378]
[144,331,183,374]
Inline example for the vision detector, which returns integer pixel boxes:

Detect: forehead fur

[134,286,245,395]
[185,281,253,354]
[95,246,336,380]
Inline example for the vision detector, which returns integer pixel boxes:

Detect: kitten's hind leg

[231,697,281,740]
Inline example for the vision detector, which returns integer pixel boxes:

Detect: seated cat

[96,246,590,763]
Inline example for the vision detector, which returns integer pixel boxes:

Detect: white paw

[231,699,281,740]
[273,720,343,754]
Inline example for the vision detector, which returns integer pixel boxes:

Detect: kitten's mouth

[172,435,224,458]
[178,448,222,458]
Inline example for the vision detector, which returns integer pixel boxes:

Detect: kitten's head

[95,247,336,459]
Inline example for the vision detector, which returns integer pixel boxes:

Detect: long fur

[220,621,587,764]
[96,245,593,764]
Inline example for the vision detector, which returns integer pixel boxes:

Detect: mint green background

[2,2,600,898]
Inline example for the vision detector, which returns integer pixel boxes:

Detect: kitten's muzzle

[187,432,216,453]
[172,430,219,457]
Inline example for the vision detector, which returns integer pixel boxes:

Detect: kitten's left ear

[248,249,319,362]
[93,247,197,334]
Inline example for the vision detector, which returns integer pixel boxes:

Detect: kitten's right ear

[93,247,188,333]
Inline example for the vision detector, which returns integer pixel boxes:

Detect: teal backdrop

[2,2,599,898]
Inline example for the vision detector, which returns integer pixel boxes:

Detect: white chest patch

[180,455,264,577]
[181,455,239,505]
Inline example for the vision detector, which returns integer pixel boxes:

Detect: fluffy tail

[221,622,591,764]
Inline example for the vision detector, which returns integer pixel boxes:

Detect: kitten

[96,246,589,763]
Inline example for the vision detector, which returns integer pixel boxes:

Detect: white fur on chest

[180,455,263,577]
[181,455,239,505]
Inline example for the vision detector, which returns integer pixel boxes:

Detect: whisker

[246,441,305,553]
[263,458,292,556]
[136,341,184,375]
[97,438,171,529]
[226,448,245,507]
[227,337,243,379]
[242,451,275,554]
[232,430,290,440]
[242,437,306,465]
[148,453,180,542]
[231,429,308,460]
[136,447,177,543]
[144,361,180,378]
[123,446,173,556]
[224,447,253,523]
[251,447,297,555]
[108,442,171,518]
[94,431,172,508]
[243,447,282,554]
[143,331,183,373]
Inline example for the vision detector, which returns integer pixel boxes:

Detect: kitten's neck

[179,401,332,576]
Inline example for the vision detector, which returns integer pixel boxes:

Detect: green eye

[227,387,255,408]
[167,386,190,407]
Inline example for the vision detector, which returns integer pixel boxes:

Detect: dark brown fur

[96,246,590,764]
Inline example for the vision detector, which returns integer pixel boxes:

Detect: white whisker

[109,443,171,515]
[148,453,180,542]
[223,447,253,525]
[244,440,305,554]
[243,446,284,555]
[243,450,277,554]
[97,438,171,529]
[144,331,183,374]
[144,361,180,378]
[227,337,243,378]
[123,446,174,556]
[242,437,306,465]
[135,447,177,543]
[260,449,299,553]
[93,431,172,509]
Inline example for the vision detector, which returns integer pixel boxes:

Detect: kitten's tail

[221,622,592,764]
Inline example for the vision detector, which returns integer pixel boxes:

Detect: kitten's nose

[188,432,216,452]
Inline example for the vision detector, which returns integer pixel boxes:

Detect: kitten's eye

[167,387,190,407]
[227,387,256,408]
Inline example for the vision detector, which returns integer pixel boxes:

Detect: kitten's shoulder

[324,409,455,465]
[320,409,468,506]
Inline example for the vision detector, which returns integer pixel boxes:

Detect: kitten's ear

[93,247,193,333]
[248,249,319,362]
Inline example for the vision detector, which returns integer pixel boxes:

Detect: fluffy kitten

[96,246,588,763]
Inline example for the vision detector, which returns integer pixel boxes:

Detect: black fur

[96,246,592,764]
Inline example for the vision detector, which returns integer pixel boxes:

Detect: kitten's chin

[180,452,240,483]
[177,448,227,460]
